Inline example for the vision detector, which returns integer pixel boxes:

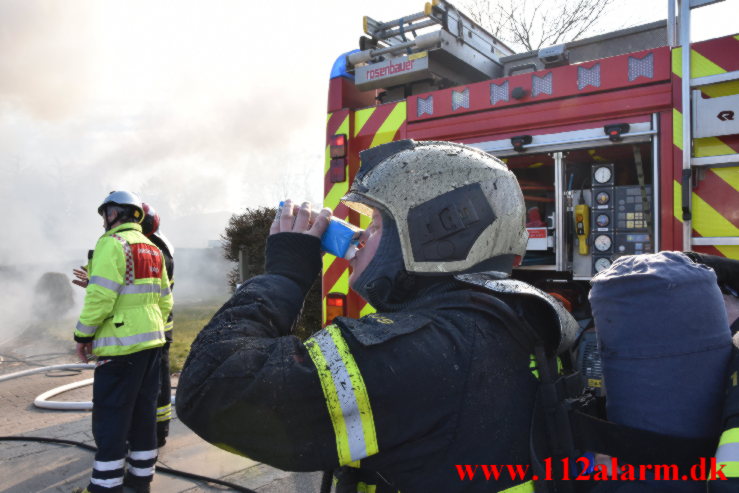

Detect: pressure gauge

[595,191,611,206]
[595,213,610,228]
[594,257,612,272]
[594,234,612,252]
[593,165,613,185]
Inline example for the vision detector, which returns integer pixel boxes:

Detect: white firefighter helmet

[342,140,528,275]
[97,190,145,224]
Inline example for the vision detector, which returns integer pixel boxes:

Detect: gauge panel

[592,210,612,231]
[593,234,612,252]
[592,163,614,185]
[592,186,614,210]
[594,257,612,273]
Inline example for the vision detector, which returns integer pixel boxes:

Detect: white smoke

[3,0,732,349]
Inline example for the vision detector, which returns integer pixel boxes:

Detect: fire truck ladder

[672,0,739,251]
[348,0,514,90]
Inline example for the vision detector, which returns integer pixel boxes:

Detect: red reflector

[329,158,346,183]
[330,134,347,158]
[326,293,347,325]
[327,296,344,307]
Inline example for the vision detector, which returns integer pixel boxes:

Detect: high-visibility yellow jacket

[74,223,173,356]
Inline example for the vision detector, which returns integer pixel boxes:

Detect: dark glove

[685,252,739,294]
[265,233,322,292]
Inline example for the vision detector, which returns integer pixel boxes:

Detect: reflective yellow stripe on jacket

[715,427,739,477]
[500,479,534,492]
[75,223,172,356]
[305,324,378,466]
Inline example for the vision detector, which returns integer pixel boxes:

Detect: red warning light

[330,134,347,158]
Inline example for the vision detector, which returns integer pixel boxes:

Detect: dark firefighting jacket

[176,233,539,493]
[150,234,174,343]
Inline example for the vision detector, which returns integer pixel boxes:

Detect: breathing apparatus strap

[570,410,718,470]
[469,292,578,493]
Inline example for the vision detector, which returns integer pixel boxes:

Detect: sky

[0,0,737,260]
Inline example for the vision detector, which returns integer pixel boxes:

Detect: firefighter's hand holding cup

[271,200,362,260]
[271,200,331,237]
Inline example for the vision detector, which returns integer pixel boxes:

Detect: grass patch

[20,297,228,373]
[170,297,229,372]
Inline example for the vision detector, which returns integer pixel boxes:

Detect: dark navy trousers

[156,341,172,446]
[88,347,161,493]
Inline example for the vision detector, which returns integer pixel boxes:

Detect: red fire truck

[322,0,739,337]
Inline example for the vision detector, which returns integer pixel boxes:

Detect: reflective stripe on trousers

[156,403,172,422]
[90,457,125,489]
[128,448,158,478]
[305,324,378,466]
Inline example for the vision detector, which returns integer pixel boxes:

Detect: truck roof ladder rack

[348,0,514,92]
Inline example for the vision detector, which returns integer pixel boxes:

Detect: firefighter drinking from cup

[73,191,172,493]
[176,140,577,492]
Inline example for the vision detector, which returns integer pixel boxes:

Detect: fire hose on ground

[0,363,260,493]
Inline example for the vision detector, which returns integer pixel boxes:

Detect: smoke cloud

[1,0,732,349]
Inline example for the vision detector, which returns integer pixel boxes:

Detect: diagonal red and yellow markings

[322,102,407,323]
[671,35,739,259]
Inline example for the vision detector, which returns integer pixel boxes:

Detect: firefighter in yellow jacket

[73,191,173,493]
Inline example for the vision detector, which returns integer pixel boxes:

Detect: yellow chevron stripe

[672,47,726,79]
[323,252,333,273]
[695,137,737,158]
[324,115,351,211]
[359,303,376,317]
[322,253,333,299]
[327,267,349,296]
[701,80,739,98]
[355,108,376,137]
[322,253,350,293]
[674,180,739,259]
[359,214,371,229]
[713,167,739,193]
[673,179,682,224]
[673,108,683,150]
[370,102,407,149]
[325,181,349,211]
[717,246,739,259]
[692,192,739,237]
